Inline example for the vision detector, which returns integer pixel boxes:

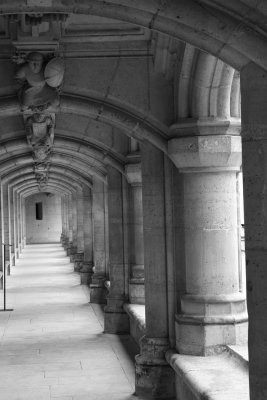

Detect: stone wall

[25,193,62,243]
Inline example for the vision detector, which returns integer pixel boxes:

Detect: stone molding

[168,134,242,171]
[170,118,241,137]
[125,163,142,185]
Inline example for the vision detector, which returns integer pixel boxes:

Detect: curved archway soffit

[0,153,107,182]
[1,1,266,71]
[8,174,83,193]
[3,167,92,188]
[22,187,68,198]
[0,95,168,153]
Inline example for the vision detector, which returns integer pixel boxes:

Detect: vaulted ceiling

[0,0,259,198]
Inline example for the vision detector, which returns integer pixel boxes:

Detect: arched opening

[0,2,265,399]
[26,192,62,243]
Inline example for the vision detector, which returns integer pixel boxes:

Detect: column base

[176,293,248,356]
[80,261,94,285]
[90,285,107,304]
[135,336,175,400]
[62,236,69,250]
[104,296,129,334]
[73,252,84,272]
[66,243,72,256]
[69,246,77,262]
[6,261,10,276]
[129,278,145,305]
[89,273,107,303]
[11,253,15,266]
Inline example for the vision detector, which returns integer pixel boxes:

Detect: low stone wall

[166,347,249,400]
[123,303,145,346]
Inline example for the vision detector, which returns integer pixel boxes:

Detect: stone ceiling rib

[7,172,84,193]
[176,44,240,120]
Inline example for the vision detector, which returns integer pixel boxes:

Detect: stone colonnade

[0,86,265,397]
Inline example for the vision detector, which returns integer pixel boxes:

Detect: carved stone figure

[26,113,55,162]
[35,164,49,191]
[36,170,48,183]
[15,52,64,112]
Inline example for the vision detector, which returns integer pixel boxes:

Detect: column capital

[169,117,241,137]
[125,163,142,185]
[168,134,242,172]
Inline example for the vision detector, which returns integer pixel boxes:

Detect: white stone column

[73,188,84,272]
[80,186,94,285]
[135,143,175,400]
[60,196,66,243]
[104,167,129,334]
[13,190,19,260]
[65,194,73,254]
[69,192,78,261]
[61,195,69,249]
[1,183,9,276]
[90,178,108,304]
[168,133,247,356]
[19,196,24,249]
[240,63,267,400]
[17,193,22,254]
[125,163,144,304]
[8,186,15,265]
[21,197,26,249]
[0,185,3,288]
[16,193,21,254]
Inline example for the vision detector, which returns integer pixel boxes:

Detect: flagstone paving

[0,243,139,400]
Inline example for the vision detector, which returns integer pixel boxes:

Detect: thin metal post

[3,243,5,310]
[0,243,13,312]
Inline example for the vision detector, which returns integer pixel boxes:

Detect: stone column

[8,186,15,265]
[240,63,267,400]
[135,143,175,400]
[60,196,66,244]
[20,196,24,249]
[125,163,145,304]
[104,167,129,334]
[65,195,70,240]
[80,186,94,285]
[90,178,108,304]
[64,194,71,252]
[73,188,84,271]
[17,193,22,254]
[69,192,77,261]
[1,183,10,275]
[0,185,3,288]
[21,197,26,249]
[66,194,73,255]
[62,195,69,249]
[13,190,19,260]
[168,133,247,356]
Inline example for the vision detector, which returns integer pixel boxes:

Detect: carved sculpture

[14,49,63,190]
[25,113,55,162]
[34,163,49,191]
[15,52,64,112]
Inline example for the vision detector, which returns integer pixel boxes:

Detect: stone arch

[0,1,266,71]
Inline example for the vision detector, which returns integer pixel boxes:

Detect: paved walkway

[0,243,138,400]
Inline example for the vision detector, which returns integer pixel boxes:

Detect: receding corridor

[0,243,138,400]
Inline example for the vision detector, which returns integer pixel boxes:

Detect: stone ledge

[227,344,248,369]
[166,348,249,400]
[124,303,146,346]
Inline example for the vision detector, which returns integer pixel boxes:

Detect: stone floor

[0,243,139,400]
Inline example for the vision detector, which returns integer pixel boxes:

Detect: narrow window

[36,202,43,220]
